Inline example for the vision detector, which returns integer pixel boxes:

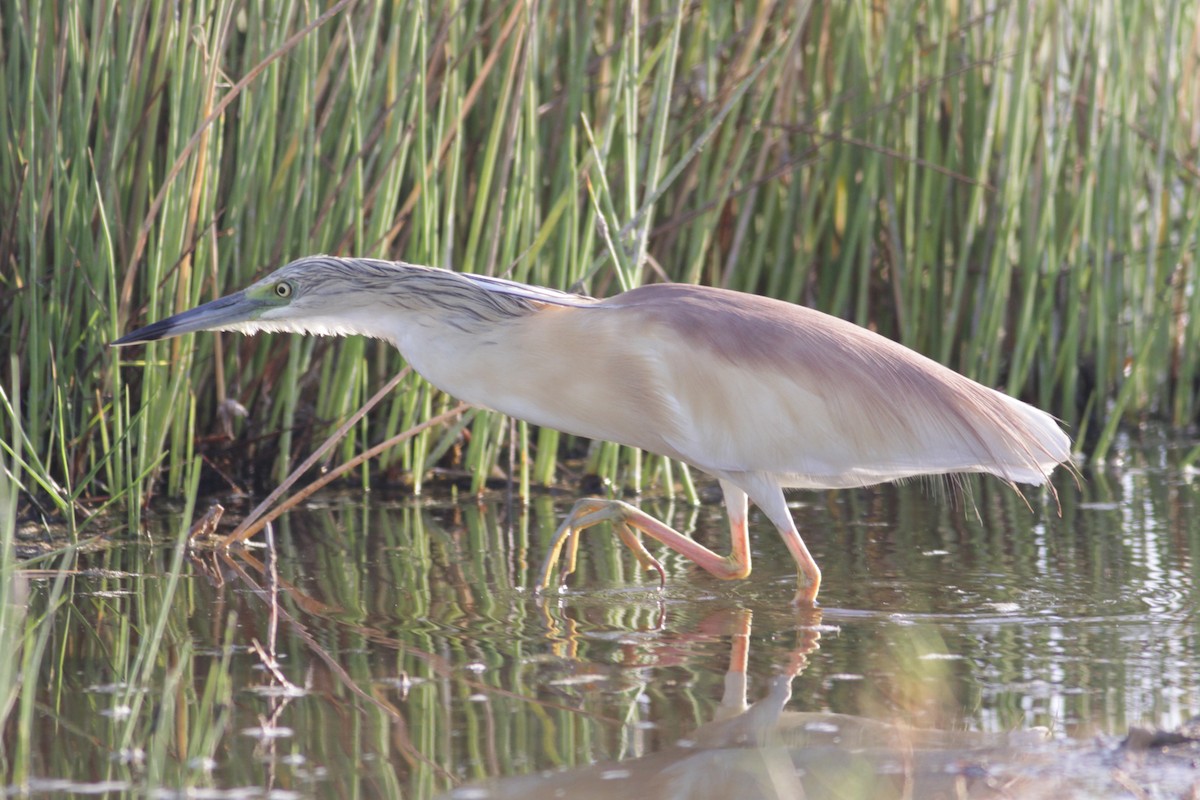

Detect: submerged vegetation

[3,0,1200,520]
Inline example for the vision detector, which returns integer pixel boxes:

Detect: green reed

[3,0,1199,523]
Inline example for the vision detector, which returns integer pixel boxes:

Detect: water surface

[7,448,1200,797]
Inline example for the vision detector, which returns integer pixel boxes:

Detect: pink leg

[537,479,756,592]
[537,474,822,605]
[736,474,822,605]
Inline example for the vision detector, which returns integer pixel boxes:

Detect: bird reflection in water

[451,608,1061,800]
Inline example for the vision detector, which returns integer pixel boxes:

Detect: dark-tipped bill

[111,291,262,346]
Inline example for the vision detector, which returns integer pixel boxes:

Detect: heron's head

[112,256,415,346]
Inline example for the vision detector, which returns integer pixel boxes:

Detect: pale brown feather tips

[602,283,1070,485]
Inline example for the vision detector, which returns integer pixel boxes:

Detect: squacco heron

[114,256,1071,604]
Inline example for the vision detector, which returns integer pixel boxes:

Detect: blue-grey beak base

[111,291,258,346]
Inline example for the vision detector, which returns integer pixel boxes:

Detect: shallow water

[7,448,1200,797]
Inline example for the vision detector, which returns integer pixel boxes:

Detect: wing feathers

[597,284,1070,488]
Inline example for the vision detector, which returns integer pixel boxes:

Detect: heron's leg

[738,475,822,605]
[545,499,667,586]
[718,480,753,579]
[536,488,755,592]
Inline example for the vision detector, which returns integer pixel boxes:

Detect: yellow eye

[275,282,293,298]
